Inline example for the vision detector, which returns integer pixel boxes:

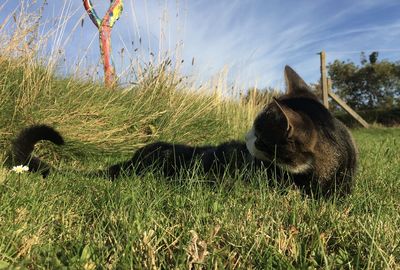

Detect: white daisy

[11,165,29,174]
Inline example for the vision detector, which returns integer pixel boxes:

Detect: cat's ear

[272,98,297,137]
[284,65,313,96]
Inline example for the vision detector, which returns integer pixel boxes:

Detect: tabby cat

[246,66,358,196]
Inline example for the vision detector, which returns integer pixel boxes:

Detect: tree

[328,52,400,109]
[369,51,379,64]
[83,0,124,88]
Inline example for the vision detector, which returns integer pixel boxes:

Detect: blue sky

[2,0,400,90]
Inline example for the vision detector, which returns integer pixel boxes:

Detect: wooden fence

[319,50,369,128]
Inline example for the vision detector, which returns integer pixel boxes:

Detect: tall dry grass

[0,1,277,161]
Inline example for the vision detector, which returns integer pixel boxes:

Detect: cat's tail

[11,125,65,178]
[10,124,131,180]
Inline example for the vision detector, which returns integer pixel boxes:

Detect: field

[0,58,399,269]
[0,6,399,269]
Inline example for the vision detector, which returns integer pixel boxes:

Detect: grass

[0,3,399,269]
[0,127,399,269]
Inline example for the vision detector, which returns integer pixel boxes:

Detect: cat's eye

[255,139,273,150]
[254,139,265,148]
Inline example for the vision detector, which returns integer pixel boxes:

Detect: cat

[246,66,358,196]
[9,66,357,197]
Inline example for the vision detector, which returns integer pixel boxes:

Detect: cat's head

[245,66,318,173]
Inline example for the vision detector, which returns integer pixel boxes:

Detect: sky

[1,0,400,91]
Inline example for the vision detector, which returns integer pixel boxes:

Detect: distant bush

[328,52,400,110]
[335,108,400,127]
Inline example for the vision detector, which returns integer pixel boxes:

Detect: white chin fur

[245,127,269,161]
[244,128,255,153]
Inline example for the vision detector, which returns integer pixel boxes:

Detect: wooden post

[319,51,369,128]
[319,50,329,109]
[327,77,332,93]
[329,92,370,128]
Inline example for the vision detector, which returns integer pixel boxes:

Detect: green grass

[0,128,399,269]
